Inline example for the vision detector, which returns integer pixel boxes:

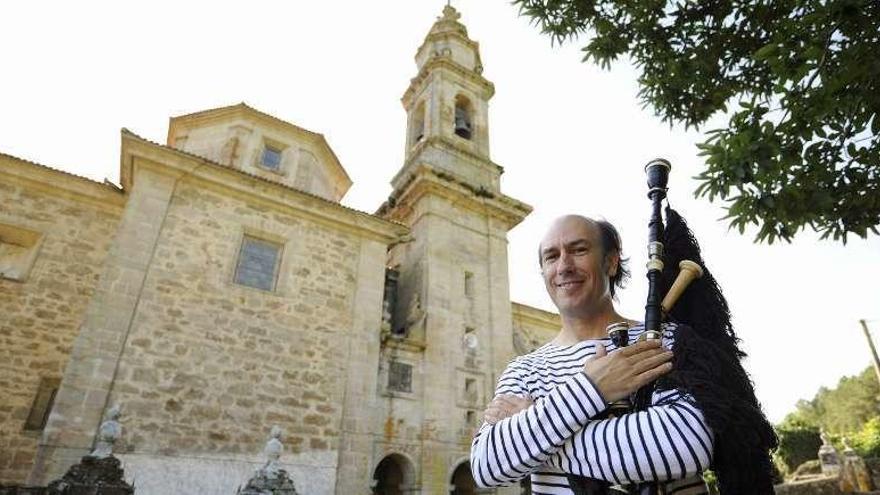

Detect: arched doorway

[449,462,477,495]
[372,453,414,495]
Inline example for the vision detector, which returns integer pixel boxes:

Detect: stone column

[334,239,388,494]
[486,219,516,385]
[30,163,178,484]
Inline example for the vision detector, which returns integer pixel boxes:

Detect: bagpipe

[566,159,778,495]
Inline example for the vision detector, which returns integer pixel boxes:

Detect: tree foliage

[514,0,880,243]
[775,419,822,474]
[784,366,880,434]
[850,416,880,458]
[777,366,880,467]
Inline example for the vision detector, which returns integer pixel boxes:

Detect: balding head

[538,215,630,299]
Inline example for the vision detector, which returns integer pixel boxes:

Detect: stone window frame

[380,357,419,400]
[256,137,288,175]
[456,369,484,409]
[409,99,427,148]
[388,360,413,393]
[24,376,60,432]
[231,230,288,294]
[0,222,43,282]
[464,270,475,298]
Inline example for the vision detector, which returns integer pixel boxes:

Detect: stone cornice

[392,137,503,190]
[402,57,495,109]
[0,152,125,211]
[418,31,478,54]
[378,164,531,231]
[120,130,407,244]
[167,103,353,192]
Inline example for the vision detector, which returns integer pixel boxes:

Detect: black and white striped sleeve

[470,359,608,488]
[552,389,714,483]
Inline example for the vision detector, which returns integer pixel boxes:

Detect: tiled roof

[0,151,123,193]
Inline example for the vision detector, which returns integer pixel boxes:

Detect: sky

[2,0,878,423]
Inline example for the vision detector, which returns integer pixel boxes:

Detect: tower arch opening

[372,453,415,495]
[449,461,477,495]
[453,95,473,140]
[411,100,426,147]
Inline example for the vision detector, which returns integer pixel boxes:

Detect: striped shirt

[470,324,713,494]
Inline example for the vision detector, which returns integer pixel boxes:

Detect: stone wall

[0,155,124,484]
[21,133,403,493]
[108,180,359,454]
[94,175,392,493]
[511,302,560,355]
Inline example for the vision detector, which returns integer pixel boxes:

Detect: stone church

[0,6,560,494]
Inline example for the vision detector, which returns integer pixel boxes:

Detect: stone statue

[90,404,122,459]
[817,429,840,477]
[403,293,425,337]
[237,425,298,495]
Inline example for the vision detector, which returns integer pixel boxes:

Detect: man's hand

[584,340,673,403]
[483,394,534,425]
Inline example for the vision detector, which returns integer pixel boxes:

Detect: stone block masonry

[0,155,123,485]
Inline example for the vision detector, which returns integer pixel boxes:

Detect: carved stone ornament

[90,404,122,459]
[46,404,133,495]
[405,294,425,336]
[817,429,840,477]
[440,5,461,22]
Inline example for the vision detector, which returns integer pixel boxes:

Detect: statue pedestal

[46,455,133,495]
[237,468,298,495]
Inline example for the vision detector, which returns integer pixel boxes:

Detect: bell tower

[362,5,533,493]
[400,5,498,193]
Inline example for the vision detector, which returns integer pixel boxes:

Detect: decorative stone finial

[440,4,461,22]
[237,425,298,495]
[264,425,284,476]
[818,429,840,477]
[90,404,122,459]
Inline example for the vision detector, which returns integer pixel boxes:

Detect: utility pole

[860,319,880,385]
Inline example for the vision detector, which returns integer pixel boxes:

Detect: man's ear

[605,252,620,277]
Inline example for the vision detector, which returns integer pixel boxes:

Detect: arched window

[372,454,415,495]
[449,462,477,495]
[454,95,473,140]
[411,100,426,146]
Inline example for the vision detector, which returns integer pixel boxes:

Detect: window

[388,361,413,393]
[260,144,283,171]
[24,377,60,431]
[382,268,400,334]
[234,235,282,291]
[465,410,477,426]
[464,378,477,403]
[464,271,474,298]
[0,223,42,282]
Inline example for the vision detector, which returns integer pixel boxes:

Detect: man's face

[539,217,615,317]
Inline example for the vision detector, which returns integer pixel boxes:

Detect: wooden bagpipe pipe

[566,158,778,495]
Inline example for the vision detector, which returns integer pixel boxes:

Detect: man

[470,215,713,493]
